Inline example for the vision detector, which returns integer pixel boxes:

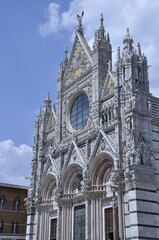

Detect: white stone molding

[100,129,116,153]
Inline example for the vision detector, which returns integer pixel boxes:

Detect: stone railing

[41,199,54,205]
[89,185,106,191]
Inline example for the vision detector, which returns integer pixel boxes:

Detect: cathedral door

[105,208,113,240]
[50,218,57,240]
[74,205,85,240]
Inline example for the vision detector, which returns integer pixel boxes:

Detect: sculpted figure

[77,11,84,28]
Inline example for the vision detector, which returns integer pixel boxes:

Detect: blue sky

[0,0,159,186]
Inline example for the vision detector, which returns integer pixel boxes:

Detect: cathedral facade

[26,14,159,240]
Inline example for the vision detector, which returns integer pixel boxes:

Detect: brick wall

[0,183,28,237]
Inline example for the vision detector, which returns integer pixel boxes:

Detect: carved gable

[63,141,86,171]
[101,72,114,97]
[46,110,56,132]
[65,36,91,86]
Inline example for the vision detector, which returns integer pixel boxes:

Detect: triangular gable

[90,131,116,163]
[47,109,56,132]
[63,140,86,171]
[101,72,114,98]
[100,130,116,154]
[43,155,60,179]
[65,33,92,86]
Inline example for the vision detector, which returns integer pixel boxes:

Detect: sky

[0,0,159,186]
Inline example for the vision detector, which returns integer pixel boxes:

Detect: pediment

[43,155,60,178]
[63,141,86,171]
[101,72,114,98]
[90,131,116,161]
[47,109,56,132]
[64,33,92,86]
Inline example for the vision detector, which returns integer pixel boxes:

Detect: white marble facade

[26,14,159,240]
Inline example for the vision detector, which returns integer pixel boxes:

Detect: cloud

[0,140,32,186]
[39,0,159,96]
[39,3,61,37]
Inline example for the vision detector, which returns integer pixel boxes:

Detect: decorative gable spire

[99,13,105,39]
[117,47,121,61]
[93,13,108,50]
[64,46,68,59]
[44,92,51,103]
[137,42,142,56]
[100,13,104,27]
[44,92,52,113]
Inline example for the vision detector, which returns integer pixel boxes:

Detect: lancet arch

[61,163,83,194]
[89,152,114,186]
[40,173,57,201]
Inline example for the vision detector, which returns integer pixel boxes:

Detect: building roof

[0,182,28,190]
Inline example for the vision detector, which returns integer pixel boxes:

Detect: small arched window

[123,66,125,79]
[0,194,5,210]
[11,222,18,234]
[137,66,142,79]
[13,197,20,211]
[109,107,112,121]
[0,220,3,233]
[105,109,108,123]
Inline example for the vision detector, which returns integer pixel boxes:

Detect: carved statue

[81,179,90,192]
[77,11,84,28]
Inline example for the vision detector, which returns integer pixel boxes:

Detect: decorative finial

[108,59,112,71]
[123,28,133,51]
[107,33,110,42]
[137,42,142,56]
[47,92,50,99]
[44,92,52,112]
[53,102,56,113]
[126,29,130,39]
[44,92,51,103]
[117,47,121,61]
[65,46,68,59]
[39,106,42,116]
[100,13,104,27]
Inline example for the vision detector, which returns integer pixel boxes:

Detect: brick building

[0,182,28,240]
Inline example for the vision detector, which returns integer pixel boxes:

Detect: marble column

[113,206,119,240]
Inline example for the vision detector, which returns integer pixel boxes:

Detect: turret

[114,29,149,96]
[44,92,52,114]
[33,93,52,177]
[123,29,133,53]
[92,14,112,98]
[114,29,152,169]
[93,14,112,55]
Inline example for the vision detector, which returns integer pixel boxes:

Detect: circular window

[70,94,89,130]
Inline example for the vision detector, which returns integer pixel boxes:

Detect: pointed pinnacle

[100,13,104,27]
[65,46,68,59]
[126,28,130,40]
[39,106,42,116]
[137,42,142,56]
[45,92,51,101]
[44,92,52,105]
[107,33,110,42]
[117,47,121,61]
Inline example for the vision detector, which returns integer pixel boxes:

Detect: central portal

[74,205,85,240]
